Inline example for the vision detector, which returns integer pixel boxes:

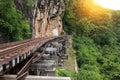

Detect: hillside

[62,0,120,80]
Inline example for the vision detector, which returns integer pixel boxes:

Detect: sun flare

[94,0,120,10]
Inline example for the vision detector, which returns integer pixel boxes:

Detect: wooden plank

[0,75,71,80]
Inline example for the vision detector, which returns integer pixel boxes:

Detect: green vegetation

[26,0,34,7]
[61,0,120,80]
[56,69,78,80]
[0,0,30,41]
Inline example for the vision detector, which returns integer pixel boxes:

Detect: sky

[94,0,120,10]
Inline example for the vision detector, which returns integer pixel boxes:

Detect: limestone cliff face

[14,0,65,38]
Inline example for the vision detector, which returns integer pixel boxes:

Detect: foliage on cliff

[62,0,120,80]
[0,0,30,42]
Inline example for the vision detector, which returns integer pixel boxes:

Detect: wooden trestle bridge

[0,36,69,80]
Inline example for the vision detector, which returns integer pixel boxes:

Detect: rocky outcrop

[14,0,65,38]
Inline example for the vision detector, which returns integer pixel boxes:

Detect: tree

[0,0,30,41]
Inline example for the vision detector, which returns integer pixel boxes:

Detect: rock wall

[14,0,65,38]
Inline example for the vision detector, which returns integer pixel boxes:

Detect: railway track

[0,36,68,80]
[0,37,48,65]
